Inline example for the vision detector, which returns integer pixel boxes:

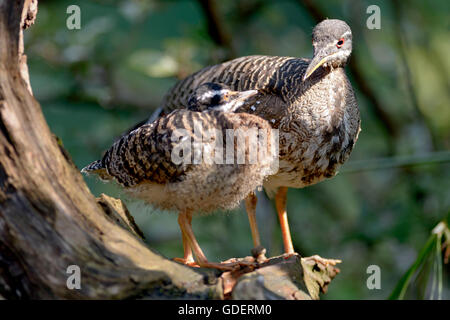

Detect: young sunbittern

[82,84,278,270]
[141,19,361,255]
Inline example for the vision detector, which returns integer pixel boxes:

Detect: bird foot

[175,256,260,272]
[173,257,200,268]
[221,256,259,271]
[251,245,268,264]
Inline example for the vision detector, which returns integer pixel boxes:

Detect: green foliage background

[25,0,449,299]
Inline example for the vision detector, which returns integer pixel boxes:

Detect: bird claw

[173,257,200,268]
[221,257,259,271]
[251,246,268,263]
[174,257,251,271]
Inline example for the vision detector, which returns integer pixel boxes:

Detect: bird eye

[336,38,345,48]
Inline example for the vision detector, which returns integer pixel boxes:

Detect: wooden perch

[0,0,339,299]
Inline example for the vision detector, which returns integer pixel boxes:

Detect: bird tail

[81,160,112,181]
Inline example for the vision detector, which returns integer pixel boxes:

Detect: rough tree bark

[0,0,339,300]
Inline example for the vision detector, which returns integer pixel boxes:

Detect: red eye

[337,38,345,48]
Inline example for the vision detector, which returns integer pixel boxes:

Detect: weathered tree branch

[0,0,338,300]
[197,0,236,61]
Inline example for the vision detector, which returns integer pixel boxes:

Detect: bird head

[303,19,353,81]
[188,83,258,112]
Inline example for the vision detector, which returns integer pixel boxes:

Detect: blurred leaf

[429,231,442,299]
[119,0,156,22]
[389,233,436,299]
[389,221,448,299]
[128,49,179,78]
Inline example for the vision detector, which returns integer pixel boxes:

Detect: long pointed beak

[303,51,329,81]
[230,89,258,103]
[220,89,258,112]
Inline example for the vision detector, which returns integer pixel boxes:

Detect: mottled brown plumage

[82,85,277,269]
[95,109,276,212]
[149,19,361,254]
[83,85,276,213]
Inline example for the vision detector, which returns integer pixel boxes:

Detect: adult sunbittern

[140,19,361,255]
[82,84,278,269]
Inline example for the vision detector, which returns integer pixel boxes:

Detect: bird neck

[288,67,349,113]
[323,60,348,75]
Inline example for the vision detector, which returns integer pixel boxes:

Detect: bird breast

[273,68,361,189]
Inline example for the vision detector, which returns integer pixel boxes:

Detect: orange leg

[245,192,261,248]
[174,213,197,266]
[275,187,295,254]
[177,210,239,271]
[245,193,267,262]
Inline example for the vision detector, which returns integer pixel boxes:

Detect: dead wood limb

[197,0,235,61]
[0,0,221,300]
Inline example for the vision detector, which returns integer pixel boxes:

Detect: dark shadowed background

[24,0,449,299]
